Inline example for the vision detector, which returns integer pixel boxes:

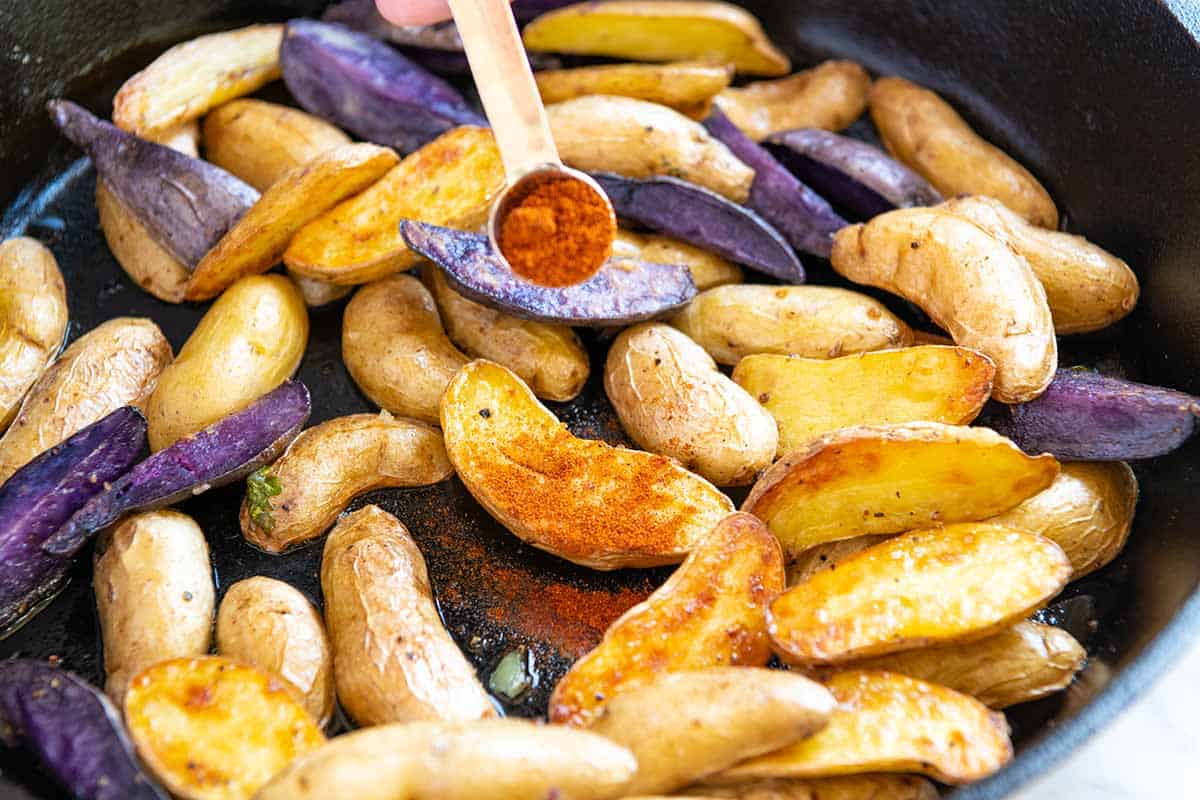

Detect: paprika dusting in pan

[497,173,616,287]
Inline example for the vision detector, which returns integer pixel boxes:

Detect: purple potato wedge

[47,100,259,268]
[44,381,310,557]
[0,407,146,635]
[703,108,847,258]
[766,128,943,219]
[400,221,696,325]
[591,172,805,283]
[981,368,1200,460]
[0,660,167,800]
[280,20,485,155]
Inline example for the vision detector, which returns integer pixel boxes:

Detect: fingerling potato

[146,274,307,451]
[715,60,871,141]
[96,181,191,302]
[614,229,743,291]
[669,285,913,366]
[0,238,68,430]
[342,274,469,424]
[216,577,333,726]
[681,774,939,799]
[240,412,453,553]
[606,323,777,486]
[442,360,733,569]
[549,512,783,726]
[321,505,496,725]
[785,535,892,588]
[94,510,214,704]
[536,61,733,118]
[291,273,352,307]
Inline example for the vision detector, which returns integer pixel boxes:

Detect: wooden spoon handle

[448,0,560,178]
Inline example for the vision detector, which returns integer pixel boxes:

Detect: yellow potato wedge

[285,126,503,285]
[869,76,1057,228]
[614,230,743,290]
[744,422,1059,557]
[785,535,892,588]
[0,237,68,430]
[942,195,1139,334]
[669,285,913,366]
[548,95,753,202]
[523,1,790,76]
[203,99,352,192]
[184,143,399,300]
[718,671,1012,785]
[732,347,995,456]
[254,719,637,800]
[159,120,201,156]
[113,24,284,138]
[681,775,938,799]
[716,61,871,141]
[831,206,1056,402]
[442,360,734,570]
[422,268,589,402]
[536,61,733,118]
[548,512,782,726]
[125,656,324,800]
[96,181,190,302]
[988,461,1138,578]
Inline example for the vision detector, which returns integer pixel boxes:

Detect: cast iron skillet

[2,1,1200,797]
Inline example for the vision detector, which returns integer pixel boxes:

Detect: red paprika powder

[497,174,615,286]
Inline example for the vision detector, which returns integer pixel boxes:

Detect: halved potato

[684,775,939,799]
[548,512,782,726]
[715,60,871,141]
[743,422,1059,558]
[0,237,68,430]
[291,273,352,307]
[785,535,892,588]
[614,230,743,290]
[536,61,733,118]
[113,24,284,138]
[96,182,190,302]
[125,656,325,800]
[523,1,790,77]
[732,347,995,455]
[185,143,399,300]
[442,360,734,570]
[769,524,1072,666]
[717,671,1012,785]
[285,126,504,285]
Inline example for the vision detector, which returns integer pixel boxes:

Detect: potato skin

[716,60,871,141]
[786,534,893,588]
[606,324,777,486]
[321,505,496,726]
[343,274,468,424]
[93,510,214,704]
[216,577,333,725]
[614,229,743,291]
[96,182,190,303]
[684,775,939,799]
[145,274,308,451]
[535,61,733,118]
[0,238,68,430]
[0,317,171,482]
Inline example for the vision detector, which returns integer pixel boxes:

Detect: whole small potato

[342,274,469,424]
[605,324,777,486]
[321,505,496,726]
[216,576,333,726]
[0,238,68,430]
[0,317,171,482]
[716,60,871,141]
[145,274,308,451]
[614,230,743,291]
[94,510,214,703]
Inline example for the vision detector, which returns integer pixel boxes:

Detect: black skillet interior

[2,1,1200,797]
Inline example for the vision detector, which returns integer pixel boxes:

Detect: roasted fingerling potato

[614,229,744,291]
[0,238,68,431]
[680,774,939,799]
[715,60,871,141]
[535,61,733,118]
[96,181,191,303]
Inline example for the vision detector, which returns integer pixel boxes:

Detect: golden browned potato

[669,285,913,366]
[96,182,190,303]
[0,317,171,482]
[988,461,1138,578]
[716,671,1012,786]
[785,535,892,588]
[93,510,214,704]
[535,61,733,118]
[240,412,453,553]
[442,360,733,570]
[0,238,68,430]
[606,323,777,486]
[285,126,503,285]
[290,272,353,308]
[522,1,790,76]
[768,524,1071,666]
[254,719,638,800]
[548,95,754,202]
[216,577,334,726]
[145,274,307,451]
[942,195,1139,334]
[125,656,325,800]
[614,230,743,291]
[158,119,201,155]
[549,513,782,726]
[869,76,1057,228]
[681,774,939,800]
[321,505,496,726]
[342,274,469,424]
[837,620,1086,709]
[732,347,995,455]
[203,99,351,191]
[423,268,589,402]
[590,668,835,795]
[743,422,1059,558]
[831,206,1056,402]
[715,61,871,141]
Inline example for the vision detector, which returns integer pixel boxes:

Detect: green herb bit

[246,467,283,532]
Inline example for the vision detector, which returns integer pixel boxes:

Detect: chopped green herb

[246,467,283,532]
[488,647,532,701]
